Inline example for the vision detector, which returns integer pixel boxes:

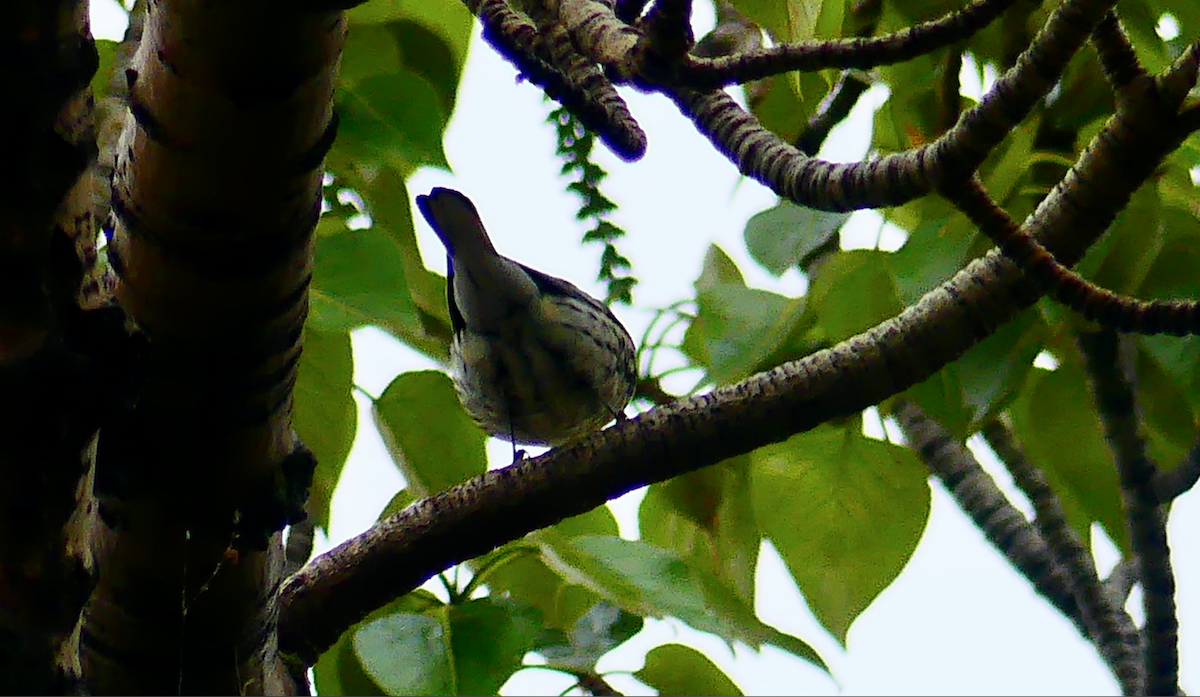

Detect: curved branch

[677,0,1019,88]
[669,0,1123,213]
[555,0,641,68]
[277,29,1197,663]
[672,88,931,211]
[478,0,647,161]
[940,176,1200,336]
[537,18,648,160]
[929,0,1117,175]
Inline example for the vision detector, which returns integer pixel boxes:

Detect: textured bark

[79,1,342,692]
[279,16,1197,659]
[0,1,103,692]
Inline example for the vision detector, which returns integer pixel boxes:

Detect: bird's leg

[503,386,525,465]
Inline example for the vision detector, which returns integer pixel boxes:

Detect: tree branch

[940,176,1200,336]
[1154,432,1200,503]
[676,0,1019,88]
[1104,557,1139,607]
[576,672,624,696]
[82,1,341,692]
[1088,11,1147,94]
[0,1,104,691]
[794,70,873,156]
[671,87,931,211]
[981,420,1143,693]
[893,402,1089,638]
[477,0,647,160]
[278,19,1200,662]
[669,0,1122,213]
[1077,331,1178,695]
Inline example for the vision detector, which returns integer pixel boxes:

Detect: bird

[415,187,638,448]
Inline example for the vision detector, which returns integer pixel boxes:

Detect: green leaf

[686,245,814,385]
[807,250,904,341]
[378,488,417,521]
[728,0,832,43]
[537,535,827,672]
[449,598,545,696]
[902,308,1044,438]
[786,0,825,41]
[690,283,810,385]
[873,50,943,152]
[635,644,744,697]
[539,601,644,672]
[363,170,449,318]
[480,507,619,631]
[387,19,468,114]
[887,0,965,24]
[727,0,788,42]
[334,596,544,697]
[1010,362,1129,553]
[695,245,746,291]
[293,325,357,531]
[744,200,848,276]
[373,370,487,497]
[339,24,405,87]
[354,612,456,696]
[1141,334,1200,413]
[334,70,449,175]
[310,215,419,335]
[348,0,474,65]
[340,6,471,117]
[747,69,830,142]
[314,624,388,696]
[1134,348,1194,468]
[1047,51,1117,135]
[1138,214,1200,302]
[751,423,930,644]
[346,167,453,362]
[91,39,119,100]
[482,554,603,633]
[639,455,760,605]
[1115,0,1170,73]
[981,120,1037,212]
[889,214,970,306]
[1074,183,1162,292]
[314,591,447,696]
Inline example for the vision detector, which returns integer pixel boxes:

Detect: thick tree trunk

[73,1,341,693]
[0,1,104,692]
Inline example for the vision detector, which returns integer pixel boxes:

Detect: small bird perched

[415,187,637,447]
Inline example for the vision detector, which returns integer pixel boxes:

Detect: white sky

[90,2,1198,694]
